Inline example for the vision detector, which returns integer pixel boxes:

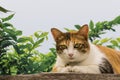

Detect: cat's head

[51,24,90,63]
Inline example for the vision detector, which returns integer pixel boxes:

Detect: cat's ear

[51,28,63,42]
[78,24,89,40]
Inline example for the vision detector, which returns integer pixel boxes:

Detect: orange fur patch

[97,45,120,74]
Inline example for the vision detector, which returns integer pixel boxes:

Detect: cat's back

[97,45,120,74]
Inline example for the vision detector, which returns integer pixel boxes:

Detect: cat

[51,24,120,74]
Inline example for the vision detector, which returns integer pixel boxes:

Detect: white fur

[54,42,106,73]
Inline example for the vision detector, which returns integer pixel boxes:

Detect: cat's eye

[58,45,67,50]
[74,43,83,48]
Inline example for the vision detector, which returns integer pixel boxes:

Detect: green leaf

[3,27,15,34]
[17,36,34,44]
[39,32,48,38]
[3,28,17,40]
[93,40,99,44]
[106,26,111,29]
[1,14,15,22]
[100,38,111,44]
[74,25,81,30]
[0,6,11,13]
[0,40,13,48]
[15,30,22,36]
[89,20,94,30]
[13,44,21,54]
[3,28,15,35]
[111,28,116,32]
[50,48,56,57]
[29,36,34,44]
[107,45,115,49]
[116,38,120,42]
[17,37,30,43]
[64,28,76,32]
[110,16,120,25]
[110,40,118,46]
[34,32,40,38]
[18,44,28,50]
[3,23,14,28]
[25,43,33,51]
[32,38,44,49]
[64,28,71,32]
[0,40,21,54]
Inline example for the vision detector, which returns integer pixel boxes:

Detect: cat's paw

[60,66,72,72]
[71,66,87,73]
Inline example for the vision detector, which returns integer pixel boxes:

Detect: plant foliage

[0,14,56,75]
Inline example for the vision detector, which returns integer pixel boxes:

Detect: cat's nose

[68,53,73,57]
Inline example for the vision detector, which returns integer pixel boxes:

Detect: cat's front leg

[57,66,72,72]
[71,65,101,73]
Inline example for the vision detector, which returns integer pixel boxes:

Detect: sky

[0,0,120,53]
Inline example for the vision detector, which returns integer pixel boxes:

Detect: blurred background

[1,0,120,53]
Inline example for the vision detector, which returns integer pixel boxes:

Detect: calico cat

[51,24,120,74]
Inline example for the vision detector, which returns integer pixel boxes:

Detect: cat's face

[51,25,90,62]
